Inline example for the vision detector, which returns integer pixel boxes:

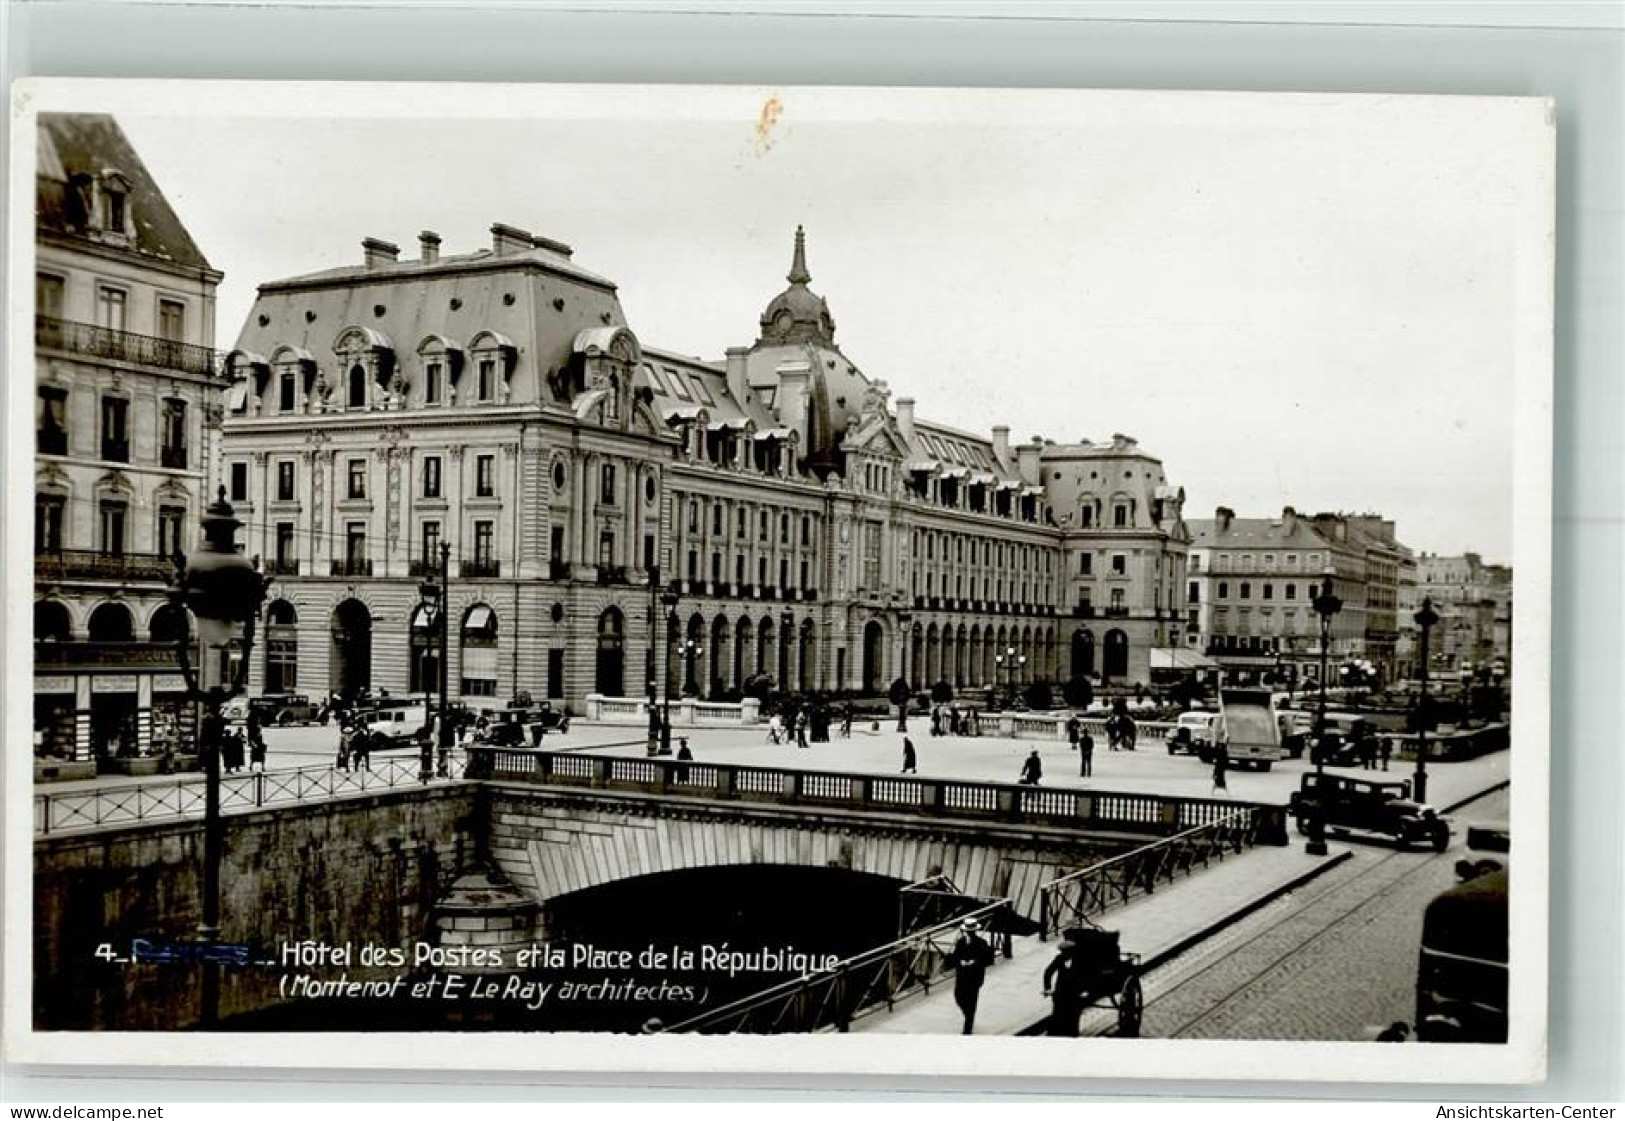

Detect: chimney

[362,237,400,270]
[1217,506,1235,532]
[490,223,533,257]
[992,425,1011,467]
[1282,505,1297,533]
[419,230,441,263]
[777,358,811,451]
[895,397,916,445]
[725,347,750,412]
[1017,437,1042,485]
[530,233,574,259]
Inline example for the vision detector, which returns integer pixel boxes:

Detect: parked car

[1289,772,1450,851]
[249,692,320,726]
[477,704,570,747]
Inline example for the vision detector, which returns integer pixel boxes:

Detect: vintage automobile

[477,704,570,747]
[248,692,320,726]
[1288,772,1451,851]
[1167,710,1220,756]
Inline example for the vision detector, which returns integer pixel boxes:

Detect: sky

[98,83,1550,563]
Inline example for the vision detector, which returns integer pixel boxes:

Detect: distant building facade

[219,225,1189,709]
[32,113,225,772]
[1415,552,1513,676]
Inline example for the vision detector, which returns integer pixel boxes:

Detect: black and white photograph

[6,78,1552,1083]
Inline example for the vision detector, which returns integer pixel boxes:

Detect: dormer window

[477,358,496,402]
[425,361,442,405]
[104,187,127,233]
[468,331,518,405]
[348,364,366,408]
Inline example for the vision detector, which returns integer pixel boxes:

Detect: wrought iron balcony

[160,445,188,470]
[549,560,571,580]
[1074,603,1095,618]
[37,427,67,456]
[101,438,130,464]
[464,559,502,579]
[264,558,301,576]
[36,315,220,379]
[35,549,175,584]
[713,581,732,597]
[802,588,818,602]
[330,559,374,577]
[597,565,628,585]
[1103,605,1130,618]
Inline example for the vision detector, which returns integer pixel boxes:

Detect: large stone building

[1414,552,1513,677]
[220,224,1190,709]
[1185,506,1354,687]
[32,114,225,773]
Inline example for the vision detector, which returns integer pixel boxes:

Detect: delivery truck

[1216,688,1286,771]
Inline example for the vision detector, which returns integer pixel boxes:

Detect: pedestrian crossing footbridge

[467,747,1290,918]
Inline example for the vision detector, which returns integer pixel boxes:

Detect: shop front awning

[1151,647,1219,671]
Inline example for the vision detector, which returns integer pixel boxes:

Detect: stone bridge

[472,748,1288,923]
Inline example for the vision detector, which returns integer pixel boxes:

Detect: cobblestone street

[1135,787,1510,1040]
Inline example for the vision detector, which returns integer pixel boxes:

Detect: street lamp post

[416,541,453,781]
[660,585,681,756]
[1413,597,1440,805]
[168,487,270,1028]
[781,608,795,694]
[646,567,662,756]
[1307,570,1343,857]
[894,609,913,732]
[994,645,1027,709]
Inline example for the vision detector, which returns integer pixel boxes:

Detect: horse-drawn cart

[1051,926,1145,1037]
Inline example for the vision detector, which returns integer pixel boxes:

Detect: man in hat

[1043,931,1089,1037]
[946,917,997,1034]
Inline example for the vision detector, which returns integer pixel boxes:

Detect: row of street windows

[1192,580,1326,603]
[683,498,816,547]
[229,453,502,504]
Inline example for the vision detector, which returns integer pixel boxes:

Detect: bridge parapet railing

[660,897,1016,1035]
[33,756,458,836]
[464,747,1288,843]
[1038,809,1261,941]
[580,694,763,726]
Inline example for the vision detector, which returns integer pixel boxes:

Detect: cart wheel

[1117,976,1144,1038]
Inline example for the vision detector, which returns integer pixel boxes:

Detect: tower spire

[787,224,811,285]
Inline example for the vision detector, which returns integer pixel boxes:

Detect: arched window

[1103,629,1129,679]
[460,604,499,697]
[596,607,626,697]
[348,363,366,408]
[87,602,135,642]
[265,601,299,693]
[34,600,71,642]
[149,602,190,643]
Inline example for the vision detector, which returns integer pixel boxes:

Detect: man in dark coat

[947,917,997,1034]
[901,737,917,774]
[1019,749,1043,785]
[1079,729,1095,777]
[1043,935,1088,1037]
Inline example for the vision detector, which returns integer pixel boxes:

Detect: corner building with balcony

[221,225,1189,710]
[32,114,225,774]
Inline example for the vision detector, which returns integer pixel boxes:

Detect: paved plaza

[37,717,1509,815]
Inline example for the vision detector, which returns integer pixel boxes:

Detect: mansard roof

[36,113,215,274]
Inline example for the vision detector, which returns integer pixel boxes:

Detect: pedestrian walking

[901,737,917,774]
[336,721,353,772]
[1211,743,1230,795]
[1379,734,1393,772]
[840,702,854,739]
[1042,933,1088,1037]
[1019,749,1043,786]
[352,729,372,771]
[1079,729,1095,777]
[1067,714,1081,751]
[796,711,809,749]
[947,917,997,1034]
[249,731,267,772]
[675,737,693,782]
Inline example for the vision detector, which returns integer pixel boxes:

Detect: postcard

[5,78,1553,1083]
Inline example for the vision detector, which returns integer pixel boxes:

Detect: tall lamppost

[894,609,913,732]
[995,645,1027,709]
[645,581,658,753]
[1413,597,1440,804]
[168,487,270,1028]
[1306,570,1342,857]
[660,584,681,755]
[416,540,452,781]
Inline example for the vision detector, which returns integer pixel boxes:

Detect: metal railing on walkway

[33,756,463,836]
[660,897,1015,1035]
[465,746,1288,841]
[1038,809,1261,940]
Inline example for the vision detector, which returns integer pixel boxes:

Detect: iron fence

[660,897,1015,1034]
[1038,809,1262,940]
[34,756,462,836]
